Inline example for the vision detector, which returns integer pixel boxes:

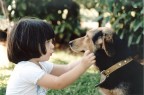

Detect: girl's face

[39,39,54,61]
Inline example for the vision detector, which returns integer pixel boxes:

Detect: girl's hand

[37,50,96,89]
[81,50,96,68]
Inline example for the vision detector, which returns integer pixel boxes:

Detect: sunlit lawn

[0,50,101,95]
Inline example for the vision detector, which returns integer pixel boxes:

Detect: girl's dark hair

[7,17,55,64]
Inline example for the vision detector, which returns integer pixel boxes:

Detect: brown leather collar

[95,57,133,87]
[102,57,133,77]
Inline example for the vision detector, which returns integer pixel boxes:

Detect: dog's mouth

[69,45,85,53]
[69,45,79,53]
[80,50,85,53]
[69,41,81,53]
[69,41,90,53]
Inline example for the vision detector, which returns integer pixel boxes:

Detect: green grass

[0,50,101,95]
[48,72,101,95]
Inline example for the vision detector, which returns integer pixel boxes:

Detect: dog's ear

[102,33,115,57]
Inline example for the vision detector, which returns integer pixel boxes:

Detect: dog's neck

[94,46,131,71]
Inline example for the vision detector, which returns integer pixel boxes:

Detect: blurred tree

[0,0,9,18]
[4,0,85,47]
[3,0,144,56]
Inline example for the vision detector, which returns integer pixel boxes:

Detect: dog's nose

[69,41,73,46]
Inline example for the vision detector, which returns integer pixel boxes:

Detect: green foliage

[4,0,143,52]
[6,0,85,44]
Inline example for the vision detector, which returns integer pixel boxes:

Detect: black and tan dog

[69,27,143,95]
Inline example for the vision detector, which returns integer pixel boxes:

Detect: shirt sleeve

[21,66,45,85]
[39,61,53,74]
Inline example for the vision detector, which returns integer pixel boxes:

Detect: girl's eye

[46,39,55,44]
[45,41,50,45]
[46,40,52,43]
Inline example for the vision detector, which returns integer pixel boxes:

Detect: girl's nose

[51,42,55,49]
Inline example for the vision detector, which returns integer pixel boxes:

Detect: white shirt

[6,61,53,95]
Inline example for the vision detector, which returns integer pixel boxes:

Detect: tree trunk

[0,0,9,19]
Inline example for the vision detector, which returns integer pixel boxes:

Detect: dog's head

[69,27,116,57]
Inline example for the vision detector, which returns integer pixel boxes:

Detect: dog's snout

[69,41,73,46]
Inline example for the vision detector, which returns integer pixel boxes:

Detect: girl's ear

[102,33,115,57]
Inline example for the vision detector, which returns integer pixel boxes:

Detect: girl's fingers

[87,53,95,58]
[91,60,96,64]
[90,56,96,60]
[84,50,91,56]
[83,50,96,64]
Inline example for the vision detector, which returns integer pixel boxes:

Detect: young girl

[6,18,96,95]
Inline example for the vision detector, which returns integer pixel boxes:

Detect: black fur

[93,34,143,95]
[0,29,7,42]
[92,31,103,42]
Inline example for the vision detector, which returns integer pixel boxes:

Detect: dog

[69,27,143,95]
